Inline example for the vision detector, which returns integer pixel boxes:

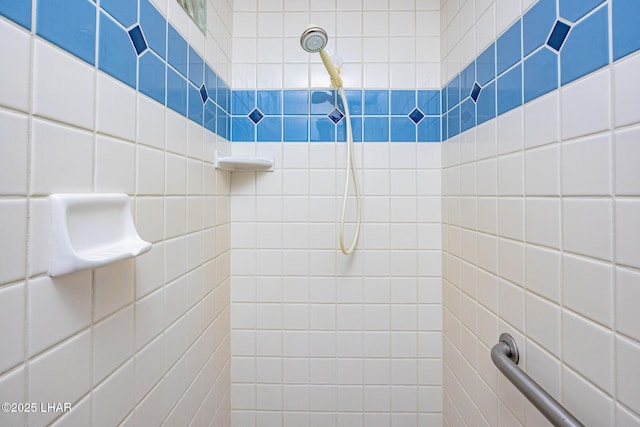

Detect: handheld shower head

[300,26,328,53]
[300,25,343,88]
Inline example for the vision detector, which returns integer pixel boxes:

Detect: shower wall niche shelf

[214,151,274,172]
[48,193,152,277]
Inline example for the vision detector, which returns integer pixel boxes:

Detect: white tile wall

[0,1,233,426]
[441,0,640,423]
[231,142,442,424]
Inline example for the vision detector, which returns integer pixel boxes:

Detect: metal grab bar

[491,334,586,427]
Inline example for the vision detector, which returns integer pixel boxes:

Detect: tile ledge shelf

[214,151,275,172]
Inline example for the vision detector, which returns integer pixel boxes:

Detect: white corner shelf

[48,193,152,277]
[214,151,275,172]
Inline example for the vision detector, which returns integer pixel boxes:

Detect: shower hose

[337,87,361,255]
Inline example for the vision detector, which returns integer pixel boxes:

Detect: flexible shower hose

[337,87,361,255]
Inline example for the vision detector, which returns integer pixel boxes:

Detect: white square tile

[614,51,640,128]
[561,68,610,140]
[96,136,135,193]
[525,293,560,354]
[563,199,612,261]
[33,40,95,130]
[0,199,27,285]
[0,283,25,373]
[93,306,134,384]
[31,119,94,195]
[29,272,91,356]
[525,245,560,303]
[497,152,523,196]
[0,109,28,195]
[97,74,136,142]
[137,94,165,149]
[524,91,559,148]
[497,108,523,155]
[563,310,614,394]
[562,134,611,195]
[92,361,134,427]
[616,336,640,415]
[136,146,165,195]
[135,288,165,349]
[562,365,614,427]
[29,331,91,426]
[0,366,26,426]
[615,126,640,195]
[525,198,560,248]
[0,19,30,112]
[563,254,612,327]
[616,267,640,342]
[616,200,640,269]
[498,198,523,241]
[525,144,559,195]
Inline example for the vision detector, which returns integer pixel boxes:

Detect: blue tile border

[1,0,638,143]
[441,0,637,141]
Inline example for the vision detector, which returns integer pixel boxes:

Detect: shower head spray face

[300,26,328,53]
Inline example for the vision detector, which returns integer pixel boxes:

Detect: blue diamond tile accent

[200,85,208,103]
[328,108,344,124]
[547,21,571,51]
[471,83,481,102]
[128,25,148,55]
[248,108,264,124]
[408,108,425,124]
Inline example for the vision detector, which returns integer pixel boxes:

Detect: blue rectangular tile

[257,117,282,142]
[140,0,166,59]
[232,117,255,142]
[390,117,416,142]
[497,19,522,75]
[523,0,556,56]
[477,81,496,125]
[447,75,460,109]
[441,88,448,113]
[560,0,605,22]
[612,0,640,60]
[441,113,448,140]
[204,100,217,134]
[167,66,187,116]
[311,90,336,115]
[547,21,571,51]
[364,90,389,115]
[497,64,522,115]
[524,47,558,103]
[188,46,204,87]
[167,25,187,76]
[284,90,309,115]
[337,116,362,142]
[560,5,609,85]
[188,83,203,125]
[217,106,227,139]
[418,117,441,142]
[460,63,475,100]
[284,117,309,142]
[476,43,496,86]
[418,90,440,115]
[205,65,217,104]
[232,91,255,115]
[100,0,136,27]
[257,91,282,115]
[139,51,166,104]
[363,117,389,142]
[341,90,363,115]
[460,98,476,133]
[310,117,335,142]
[217,75,228,111]
[447,105,460,138]
[98,12,137,89]
[0,0,32,29]
[37,0,96,65]
[390,90,416,115]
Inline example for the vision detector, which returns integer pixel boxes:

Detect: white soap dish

[214,150,274,172]
[48,193,151,277]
